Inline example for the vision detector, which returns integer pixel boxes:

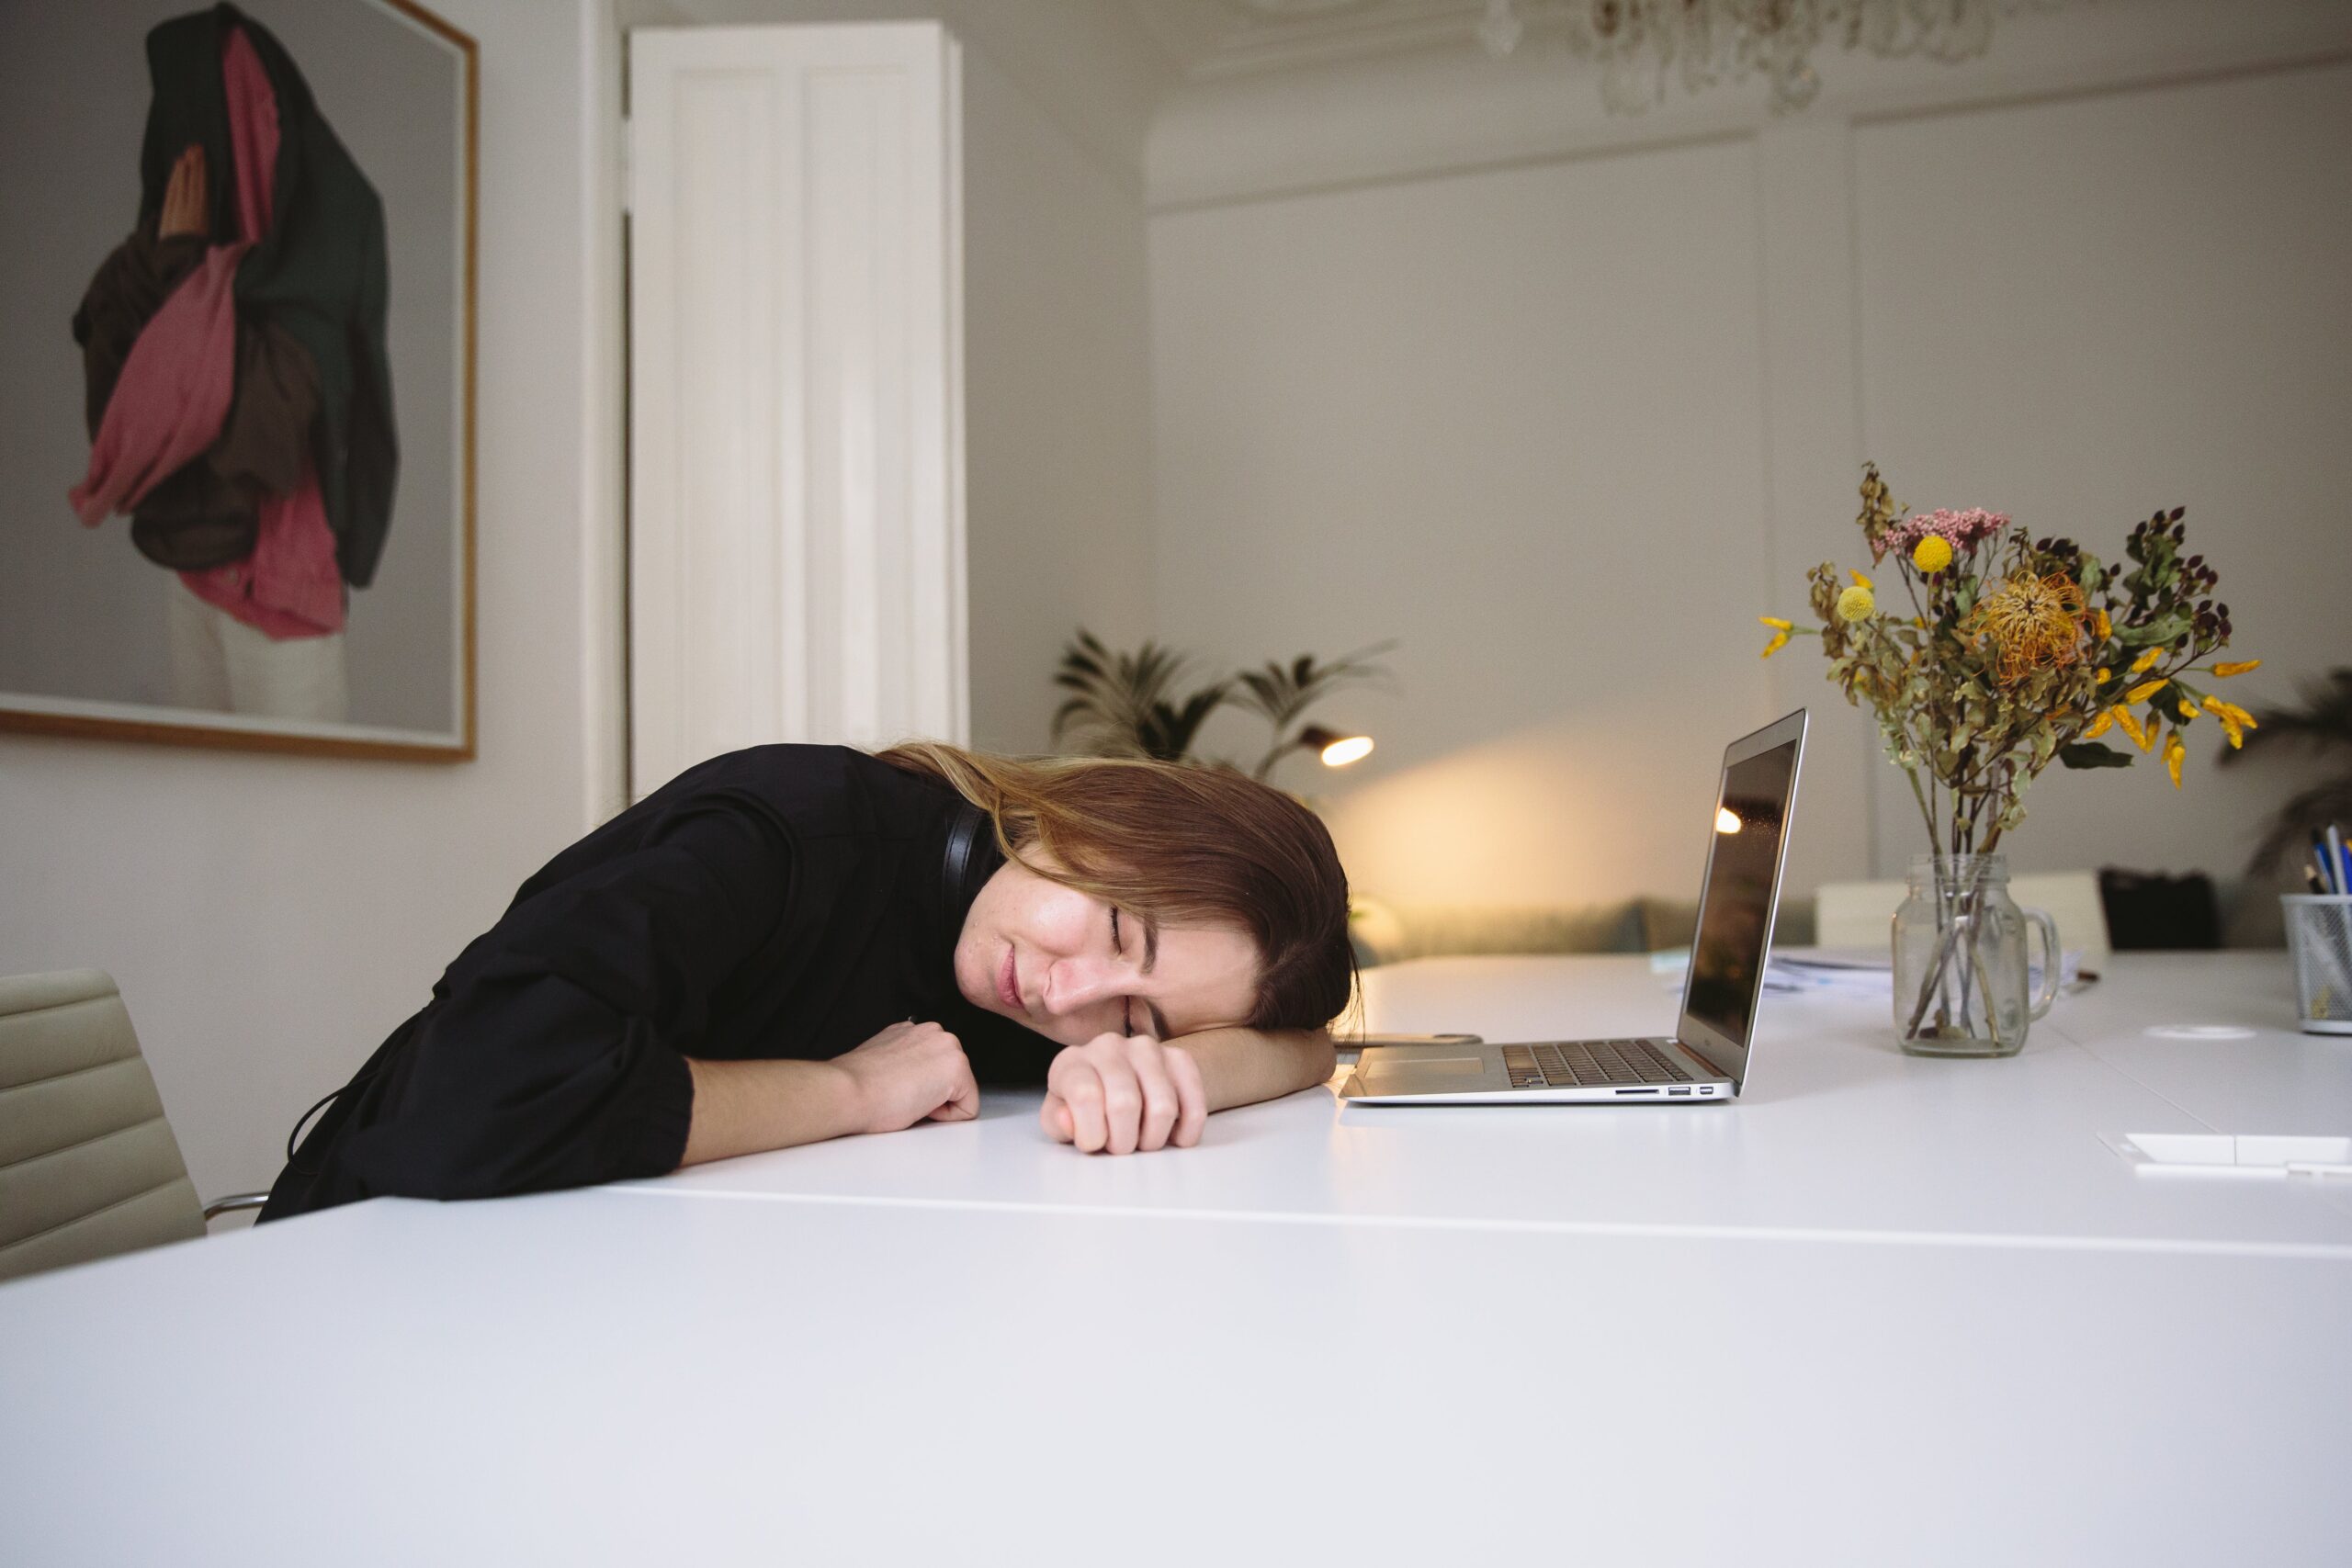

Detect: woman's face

[953,856,1259,1048]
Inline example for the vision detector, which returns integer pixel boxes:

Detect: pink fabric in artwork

[65,242,247,528]
[69,25,343,638]
[182,26,345,637]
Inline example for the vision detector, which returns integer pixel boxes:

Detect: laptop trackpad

[1362,1055,1487,1091]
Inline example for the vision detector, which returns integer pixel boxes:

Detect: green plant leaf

[2058,741,2134,770]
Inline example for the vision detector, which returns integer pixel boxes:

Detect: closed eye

[1112,908,1136,1036]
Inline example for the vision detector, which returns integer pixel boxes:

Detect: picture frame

[0,0,477,761]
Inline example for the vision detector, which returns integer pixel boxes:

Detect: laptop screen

[1679,723,1804,1066]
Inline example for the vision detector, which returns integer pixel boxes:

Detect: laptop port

[1617,1088,1659,1095]
[1668,1088,1691,1096]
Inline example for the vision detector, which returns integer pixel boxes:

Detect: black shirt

[260,746,1057,1220]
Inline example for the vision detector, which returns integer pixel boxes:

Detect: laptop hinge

[1676,1038,1731,1082]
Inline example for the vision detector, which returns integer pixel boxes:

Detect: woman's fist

[1042,1032,1205,1155]
[834,1020,978,1134]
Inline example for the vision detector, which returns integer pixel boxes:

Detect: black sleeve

[331,799,795,1201]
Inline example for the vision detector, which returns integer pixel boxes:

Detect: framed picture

[0,0,476,760]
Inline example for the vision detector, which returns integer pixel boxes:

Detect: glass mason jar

[1892,854,2060,1057]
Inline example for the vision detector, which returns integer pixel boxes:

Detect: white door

[627,23,967,797]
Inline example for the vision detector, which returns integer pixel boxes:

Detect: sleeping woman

[259,742,1354,1218]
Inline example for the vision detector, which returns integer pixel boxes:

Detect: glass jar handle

[2023,905,2062,1021]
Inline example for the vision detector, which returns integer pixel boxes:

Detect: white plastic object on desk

[2102,1131,2352,1178]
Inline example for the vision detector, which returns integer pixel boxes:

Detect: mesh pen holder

[2282,895,2352,1035]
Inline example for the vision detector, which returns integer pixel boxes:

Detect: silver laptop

[1339,709,1807,1105]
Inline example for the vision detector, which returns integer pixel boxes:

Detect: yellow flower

[2130,647,2163,674]
[2111,705,2154,752]
[2094,668,2111,684]
[2124,680,2165,705]
[2213,660,2261,678]
[2083,709,2115,740]
[1849,569,1873,590]
[1760,629,1791,659]
[2177,699,2198,722]
[2091,608,2111,639]
[1759,616,1792,630]
[1836,585,1876,623]
[2202,696,2251,748]
[1911,536,1954,573]
[1965,571,2086,686]
[2164,728,2186,787]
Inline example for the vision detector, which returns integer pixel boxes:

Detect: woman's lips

[997,947,1023,1014]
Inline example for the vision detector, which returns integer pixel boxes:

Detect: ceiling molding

[1145,0,2352,211]
[1124,0,1485,79]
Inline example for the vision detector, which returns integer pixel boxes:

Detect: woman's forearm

[1172,1028,1338,1112]
[680,1056,862,1167]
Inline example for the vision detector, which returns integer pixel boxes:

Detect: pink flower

[1878,507,2010,560]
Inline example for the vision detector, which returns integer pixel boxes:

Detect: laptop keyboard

[1502,1040,1694,1089]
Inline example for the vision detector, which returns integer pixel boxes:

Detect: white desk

[625,954,2352,1249]
[4,952,2348,1564]
[2034,952,2352,1133]
[2,1184,2346,1566]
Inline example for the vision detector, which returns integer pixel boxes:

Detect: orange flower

[1966,572,2086,686]
[2201,696,2257,748]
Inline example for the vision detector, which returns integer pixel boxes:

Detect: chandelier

[1476,1,2031,115]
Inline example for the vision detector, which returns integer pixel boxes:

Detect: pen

[2315,831,2340,896]
[2332,823,2351,896]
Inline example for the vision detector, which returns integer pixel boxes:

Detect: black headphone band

[942,802,986,908]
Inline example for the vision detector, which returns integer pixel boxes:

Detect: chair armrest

[202,1192,270,1224]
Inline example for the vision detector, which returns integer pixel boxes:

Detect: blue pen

[2331,823,2350,897]
[2316,830,2340,896]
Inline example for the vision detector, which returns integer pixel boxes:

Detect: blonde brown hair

[876,742,1355,1032]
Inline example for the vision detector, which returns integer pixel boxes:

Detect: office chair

[0,969,269,1285]
[1813,871,2112,961]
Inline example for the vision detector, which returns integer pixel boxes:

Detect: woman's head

[878,743,1356,1047]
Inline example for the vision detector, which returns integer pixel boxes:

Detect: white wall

[1150,139,1781,907]
[1848,62,2352,926]
[1147,2,2352,934]
[0,0,627,1199]
[961,45,1155,752]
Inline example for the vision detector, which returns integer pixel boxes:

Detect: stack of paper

[1648,946,2086,997]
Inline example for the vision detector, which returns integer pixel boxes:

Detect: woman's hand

[833,1019,979,1134]
[159,145,209,240]
[1041,1032,1207,1155]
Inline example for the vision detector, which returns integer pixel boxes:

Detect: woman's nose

[1045,958,1119,1017]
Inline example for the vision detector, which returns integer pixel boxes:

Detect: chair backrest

[1811,872,2112,960]
[1812,879,1907,949]
[0,970,205,1284]
[2009,872,2112,962]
